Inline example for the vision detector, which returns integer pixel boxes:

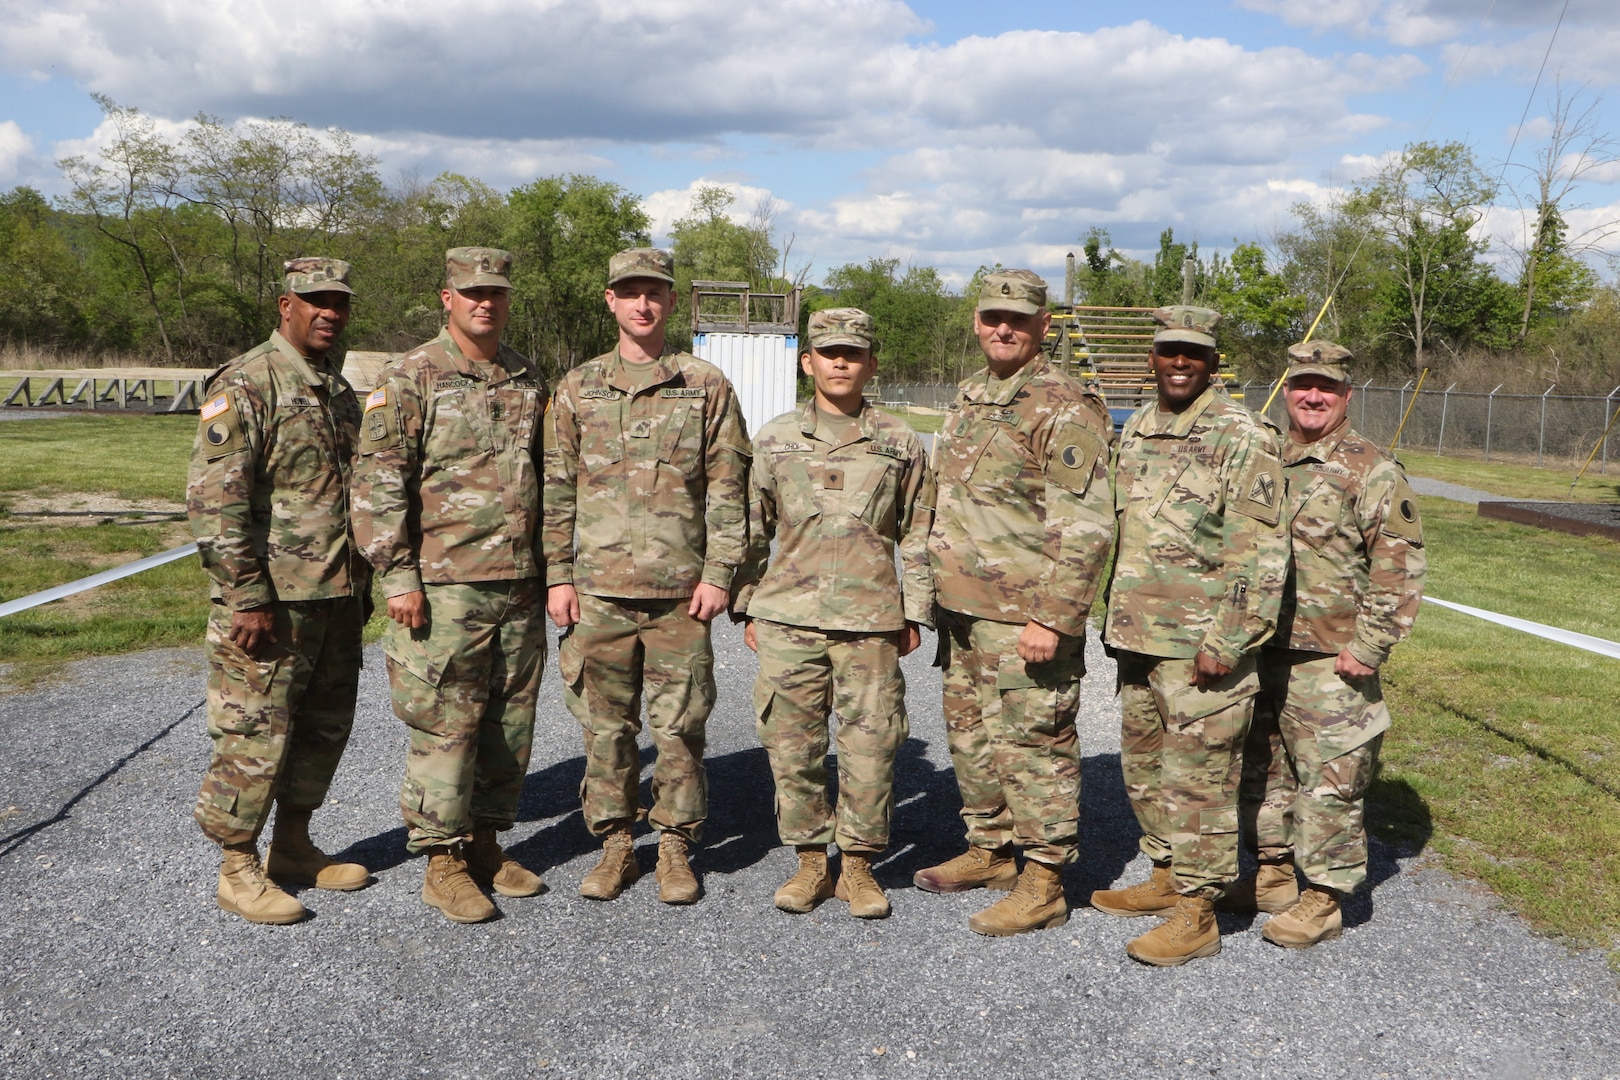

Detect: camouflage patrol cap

[283,257,354,297]
[446,247,513,290]
[1285,340,1353,384]
[607,247,676,287]
[977,269,1047,315]
[807,308,876,350]
[1152,305,1221,350]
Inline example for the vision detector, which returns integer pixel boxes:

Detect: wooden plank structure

[1047,306,1159,411]
[690,280,800,336]
[1,368,215,413]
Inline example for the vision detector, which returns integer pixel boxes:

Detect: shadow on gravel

[1356,772,1435,929]
[0,699,200,860]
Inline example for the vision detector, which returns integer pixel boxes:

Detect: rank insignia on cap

[200,394,231,421]
[365,388,387,411]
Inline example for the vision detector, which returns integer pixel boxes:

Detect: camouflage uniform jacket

[735,399,935,633]
[1104,386,1288,666]
[188,330,364,610]
[1271,421,1426,668]
[542,348,751,599]
[927,357,1114,637]
[351,329,547,594]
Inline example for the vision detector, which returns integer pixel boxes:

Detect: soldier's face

[1284,374,1351,443]
[606,278,674,342]
[1150,343,1216,413]
[441,285,511,343]
[801,343,876,410]
[975,308,1050,372]
[278,290,351,358]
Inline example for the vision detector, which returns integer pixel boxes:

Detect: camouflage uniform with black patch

[542,246,752,843]
[736,308,934,855]
[187,258,367,846]
[1103,306,1289,898]
[349,247,548,855]
[928,271,1115,868]
[1239,341,1426,894]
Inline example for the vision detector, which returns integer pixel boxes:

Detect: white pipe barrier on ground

[3,543,1619,664]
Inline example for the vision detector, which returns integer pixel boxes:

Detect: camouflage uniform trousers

[1238,649,1386,892]
[559,592,714,843]
[1116,650,1259,896]
[938,609,1082,866]
[751,620,909,854]
[384,579,545,855]
[195,596,363,846]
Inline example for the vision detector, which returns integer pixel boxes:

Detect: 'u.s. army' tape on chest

[1423,596,1620,660]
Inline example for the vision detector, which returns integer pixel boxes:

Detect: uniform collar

[269,330,328,388]
[436,328,530,382]
[608,347,679,392]
[796,398,874,445]
[1282,419,1351,466]
[1128,384,1219,438]
[963,356,1046,406]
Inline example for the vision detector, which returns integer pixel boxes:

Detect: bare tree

[1504,84,1620,339]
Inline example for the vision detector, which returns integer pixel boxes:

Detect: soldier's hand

[688,583,729,623]
[1335,650,1377,679]
[229,607,277,658]
[547,584,581,628]
[1192,651,1232,689]
[743,619,758,652]
[1016,620,1060,664]
[897,622,922,658]
[388,590,428,629]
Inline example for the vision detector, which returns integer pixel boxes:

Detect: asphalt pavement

[1,621,1616,1079]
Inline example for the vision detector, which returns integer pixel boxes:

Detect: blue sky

[2,0,1617,287]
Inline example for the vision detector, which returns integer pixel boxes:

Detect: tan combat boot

[1261,884,1342,949]
[655,832,701,905]
[1217,858,1299,914]
[467,826,543,898]
[912,845,1018,894]
[1125,894,1221,966]
[423,843,497,923]
[835,853,891,919]
[217,842,307,925]
[967,860,1068,936]
[774,846,834,913]
[580,827,640,901]
[265,808,369,892]
[1090,860,1177,918]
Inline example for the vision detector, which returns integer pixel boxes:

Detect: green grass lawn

[1377,494,1620,960]
[1398,449,1620,503]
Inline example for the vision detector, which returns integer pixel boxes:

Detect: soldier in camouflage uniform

[1227,341,1426,948]
[350,248,548,924]
[542,247,751,905]
[734,308,935,920]
[917,270,1115,937]
[187,257,371,925]
[1092,305,1289,966]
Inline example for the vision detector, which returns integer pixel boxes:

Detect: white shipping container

[692,332,800,440]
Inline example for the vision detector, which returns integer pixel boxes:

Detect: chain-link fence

[879,380,1620,472]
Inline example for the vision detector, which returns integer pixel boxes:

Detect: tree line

[2,95,1617,390]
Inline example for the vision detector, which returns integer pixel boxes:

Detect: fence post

[1485,383,1502,461]
[1538,383,1556,468]
[1606,387,1620,475]
[1437,382,1456,455]
[1359,378,1372,432]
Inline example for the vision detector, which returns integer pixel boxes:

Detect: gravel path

[2,624,1616,1079]
[1407,477,1507,505]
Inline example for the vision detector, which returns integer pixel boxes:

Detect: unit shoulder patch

[199,391,246,460]
[1380,475,1424,545]
[1232,450,1283,526]
[1045,421,1103,495]
[360,397,403,455]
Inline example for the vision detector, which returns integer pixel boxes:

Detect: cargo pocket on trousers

[385,655,448,736]
[400,776,427,817]
[1198,804,1240,840]
[1165,664,1260,729]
